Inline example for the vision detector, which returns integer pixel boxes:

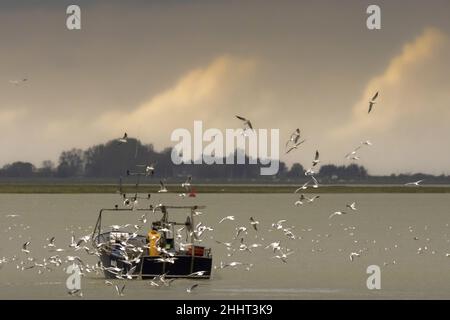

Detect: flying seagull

[235,115,253,131]
[9,78,27,86]
[182,176,192,190]
[294,194,306,206]
[405,179,424,186]
[294,181,310,193]
[345,140,372,159]
[286,139,306,154]
[329,211,347,219]
[68,289,83,297]
[285,128,303,149]
[368,91,379,114]
[249,217,259,231]
[312,150,320,167]
[118,133,128,143]
[306,195,320,203]
[219,216,235,223]
[220,261,244,269]
[137,163,156,176]
[22,241,31,254]
[346,202,357,211]
[234,226,247,239]
[46,237,56,248]
[311,176,319,188]
[115,284,125,296]
[186,283,199,293]
[158,181,168,193]
[5,214,20,218]
[349,252,361,262]
[188,271,207,277]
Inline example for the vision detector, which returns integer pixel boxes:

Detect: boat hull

[100,253,212,279]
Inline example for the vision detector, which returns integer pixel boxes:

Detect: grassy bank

[0,184,449,194]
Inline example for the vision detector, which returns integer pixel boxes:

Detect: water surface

[0,193,449,299]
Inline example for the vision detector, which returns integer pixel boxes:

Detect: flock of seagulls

[1,90,440,299]
[345,140,373,161]
[157,176,196,197]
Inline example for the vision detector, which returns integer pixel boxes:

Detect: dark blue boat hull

[100,253,212,279]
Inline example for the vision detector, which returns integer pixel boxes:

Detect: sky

[1,0,449,175]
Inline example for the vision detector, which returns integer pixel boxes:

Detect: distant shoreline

[0,184,448,194]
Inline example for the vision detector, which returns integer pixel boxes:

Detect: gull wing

[372,91,379,101]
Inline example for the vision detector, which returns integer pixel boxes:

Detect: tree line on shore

[0,138,448,183]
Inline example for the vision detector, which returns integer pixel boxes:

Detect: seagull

[219,216,235,223]
[220,261,243,269]
[312,150,320,167]
[286,139,306,154]
[215,240,232,248]
[249,217,259,231]
[346,202,357,211]
[294,194,306,206]
[329,211,347,219]
[349,252,360,261]
[22,241,31,254]
[272,250,294,263]
[118,133,128,143]
[193,211,203,217]
[235,115,253,132]
[294,181,310,193]
[182,176,192,190]
[286,128,301,147]
[271,220,286,230]
[158,181,168,193]
[346,141,372,159]
[311,176,319,188]
[9,78,27,86]
[405,179,424,186]
[137,163,155,176]
[306,195,320,203]
[186,283,199,293]
[5,214,20,218]
[368,91,379,114]
[46,237,56,248]
[265,242,281,252]
[234,227,247,239]
[239,238,252,253]
[67,289,83,297]
[115,284,125,296]
[125,266,137,280]
[345,150,358,159]
[188,271,207,277]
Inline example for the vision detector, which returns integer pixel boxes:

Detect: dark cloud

[0,1,449,174]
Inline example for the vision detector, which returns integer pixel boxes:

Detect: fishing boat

[91,204,213,279]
